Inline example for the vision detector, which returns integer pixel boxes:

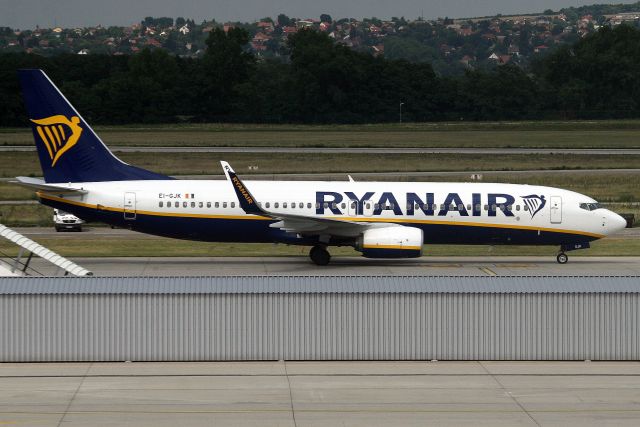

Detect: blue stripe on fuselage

[39,198,598,246]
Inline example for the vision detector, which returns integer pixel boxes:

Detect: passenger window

[458,204,463,211]
[524,205,529,211]
[365,203,371,209]
[315,202,320,209]
[207,202,211,208]
[266,202,270,208]
[475,204,481,211]
[466,204,471,210]
[223,202,227,208]
[231,202,235,208]
[323,202,328,208]
[308,203,312,209]
[291,203,295,209]
[275,202,279,208]
[342,203,347,209]
[215,202,219,208]
[331,202,337,209]
[199,202,203,208]
[183,201,187,208]
[491,204,496,211]
[484,205,489,211]
[159,201,163,207]
[191,202,195,208]
[283,202,287,208]
[507,205,512,211]
[516,205,520,211]
[299,202,304,209]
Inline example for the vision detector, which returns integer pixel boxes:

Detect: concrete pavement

[0,361,639,426]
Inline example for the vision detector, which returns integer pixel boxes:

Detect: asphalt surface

[10,255,640,277]
[2,145,640,155]
[1,361,639,426]
[3,227,637,276]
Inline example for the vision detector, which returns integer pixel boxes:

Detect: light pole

[399,102,404,124]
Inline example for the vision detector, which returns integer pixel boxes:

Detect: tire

[310,245,331,266]
[556,253,568,264]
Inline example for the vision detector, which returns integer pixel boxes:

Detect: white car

[53,209,84,232]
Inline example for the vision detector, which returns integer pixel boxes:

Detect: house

[297,20,314,28]
[534,45,548,53]
[508,44,520,55]
[179,24,190,35]
[282,26,298,36]
[77,48,89,55]
[459,55,474,66]
[146,38,162,47]
[257,21,274,33]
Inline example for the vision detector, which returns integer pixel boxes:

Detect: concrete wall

[1,290,638,361]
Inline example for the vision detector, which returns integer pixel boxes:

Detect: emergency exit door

[550,196,562,224]
[124,192,136,220]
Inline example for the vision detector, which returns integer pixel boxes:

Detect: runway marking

[479,267,498,276]
[2,408,640,415]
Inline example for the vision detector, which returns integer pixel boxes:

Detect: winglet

[220,161,265,216]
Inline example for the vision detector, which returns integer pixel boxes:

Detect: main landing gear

[310,245,331,266]
[556,252,568,264]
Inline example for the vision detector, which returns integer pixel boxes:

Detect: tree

[200,27,256,119]
[277,14,291,27]
[175,17,186,28]
[320,14,332,23]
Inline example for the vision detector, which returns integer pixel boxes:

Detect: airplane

[12,69,627,265]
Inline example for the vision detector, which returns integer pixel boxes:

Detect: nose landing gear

[310,245,331,266]
[556,252,568,264]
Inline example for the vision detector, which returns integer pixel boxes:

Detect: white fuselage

[38,179,626,246]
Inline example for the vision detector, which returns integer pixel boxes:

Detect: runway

[2,145,640,155]
[13,255,640,277]
[1,361,639,426]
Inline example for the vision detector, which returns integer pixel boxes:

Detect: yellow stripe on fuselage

[36,192,605,239]
[363,244,422,250]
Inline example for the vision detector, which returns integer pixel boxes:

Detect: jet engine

[355,226,423,258]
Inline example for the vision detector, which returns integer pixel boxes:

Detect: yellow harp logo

[30,115,83,166]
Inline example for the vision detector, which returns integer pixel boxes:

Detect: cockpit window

[579,202,603,211]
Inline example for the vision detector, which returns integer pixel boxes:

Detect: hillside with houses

[1,2,640,75]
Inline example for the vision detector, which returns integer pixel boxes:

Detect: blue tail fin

[18,69,171,183]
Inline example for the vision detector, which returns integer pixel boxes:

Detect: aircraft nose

[607,210,627,234]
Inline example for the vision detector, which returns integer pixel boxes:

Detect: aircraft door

[348,201,357,216]
[124,192,136,220]
[363,200,374,217]
[550,196,562,224]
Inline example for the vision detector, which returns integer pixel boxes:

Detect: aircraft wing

[221,161,370,237]
[10,176,88,194]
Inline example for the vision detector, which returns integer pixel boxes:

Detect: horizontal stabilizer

[10,176,87,194]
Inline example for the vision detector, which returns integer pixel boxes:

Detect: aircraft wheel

[310,245,331,266]
[556,252,568,264]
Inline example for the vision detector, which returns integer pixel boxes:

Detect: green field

[0,235,637,258]
[2,120,640,148]
[2,151,640,178]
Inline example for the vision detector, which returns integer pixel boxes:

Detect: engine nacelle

[355,226,423,258]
